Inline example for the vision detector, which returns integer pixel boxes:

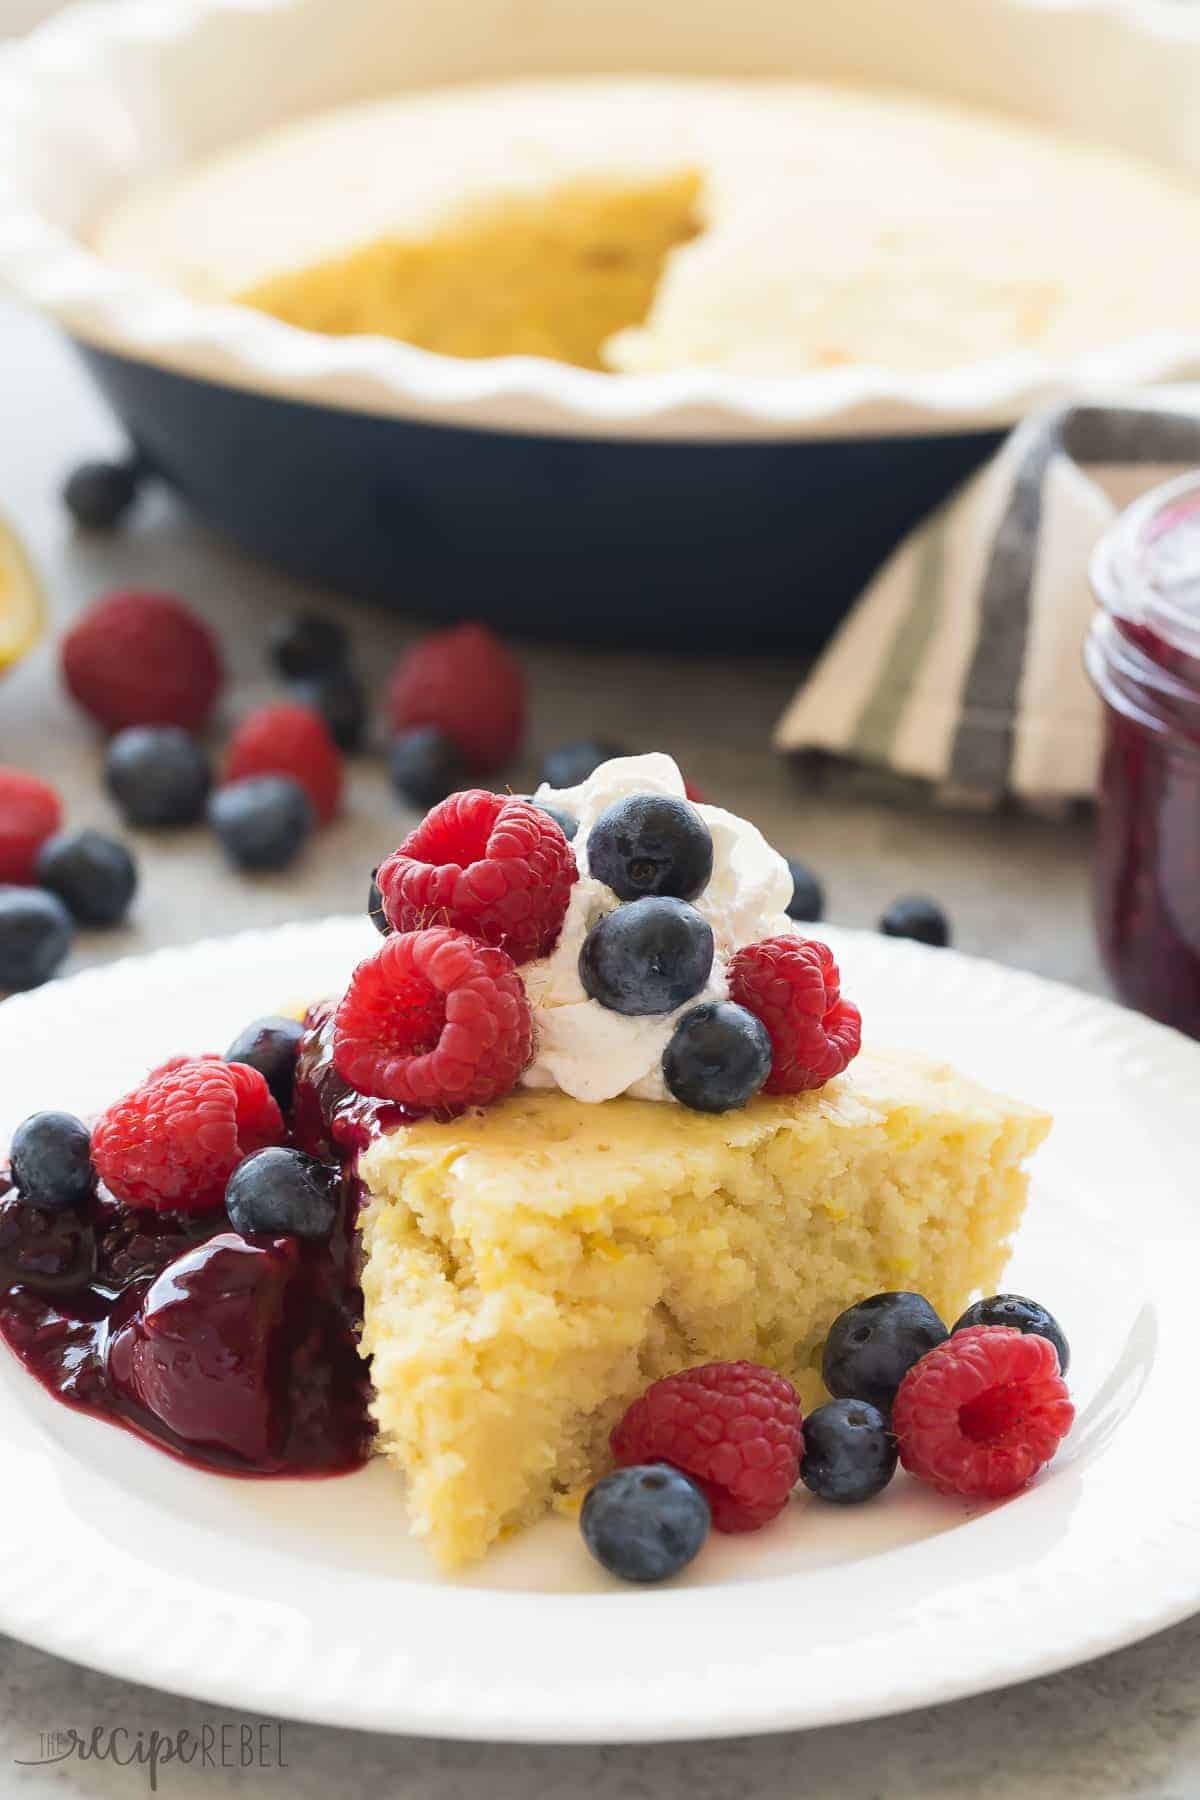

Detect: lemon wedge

[0,515,45,673]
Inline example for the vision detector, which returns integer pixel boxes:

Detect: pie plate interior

[3,0,1200,644]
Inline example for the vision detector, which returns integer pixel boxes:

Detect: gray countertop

[0,301,1190,1799]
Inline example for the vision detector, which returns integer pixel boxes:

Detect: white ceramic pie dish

[2,0,1200,643]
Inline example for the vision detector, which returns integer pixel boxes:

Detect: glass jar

[1087,471,1200,1035]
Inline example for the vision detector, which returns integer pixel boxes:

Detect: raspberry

[147,1052,219,1080]
[149,1054,295,1142]
[386,621,525,772]
[224,702,341,824]
[892,1325,1074,1500]
[92,1057,285,1212]
[0,769,62,883]
[377,790,577,965]
[611,1361,804,1532]
[728,935,862,1094]
[61,589,223,732]
[333,925,532,1109]
[225,1059,291,1148]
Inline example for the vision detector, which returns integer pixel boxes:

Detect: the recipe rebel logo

[15,1720,289,1789]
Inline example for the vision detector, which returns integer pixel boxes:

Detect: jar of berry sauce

[1087,471,1200,1034]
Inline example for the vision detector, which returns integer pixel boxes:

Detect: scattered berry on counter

[377,790,577,965]
[729,936,861,1094]
[580,897,714,1016]
[880,894,950,948]
[785,858,825,922]
[269,611,349,681]
[822,1291,949,1417]
[0,887,73,991]
[588,794,713,902]
[0,768,62,884]
[892,1324,1074,1500]
[92,1056,285,1212]
[225,701,342,825]
[61,588,223,732]
[612,1361,804,1532]
[368,870,391,936]
[799,1399,897,1505]
[224,1014,305,1112]
[290,666,367,753]
[526,799,578,840]
[540,739,628,791]
[333,925,532,1109]
[662,1000,771,1112]
[104,725,211,829]
[62,458,141,532]
[10,1111,94,1212]
[953,1294,1070,1375]
[389,726,468,807]
[35,828,137,926]
[580,1464,711,1583]
[387,621,524,773]
[225,1145,339,1240]
[209,776,314,872]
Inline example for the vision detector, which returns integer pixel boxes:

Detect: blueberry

[63,457,140,531]
[225,1146,339,1240]
[209,776,313,871]
[290,667,367,753]
[35,828,137,927]
[663,1001,771,1112]
[799,1399,897,1504]
[10,1111,93,1211]
[225,1015,305,1113]
[580,1464,710,1583]
[527,800,578,840]
[579,897,713,1016]
[269,612,349,681]
[588,794,713,902]
[953,1294,1070,1375]
[0,888,72,991]
[822,1291,948,1416]
[105,726,211,828]
[368,869,392,936]
[540,739,628,790]
[389,728,467,807]
[880,895,950,948]
[785,858,825,923]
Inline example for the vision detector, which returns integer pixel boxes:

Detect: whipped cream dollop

[519,753,795,1102]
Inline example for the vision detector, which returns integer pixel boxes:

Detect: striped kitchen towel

[774,402,1200,807]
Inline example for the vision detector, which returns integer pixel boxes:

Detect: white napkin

[774,398,1200,808]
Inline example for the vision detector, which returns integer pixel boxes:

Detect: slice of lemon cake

[359,1048,1049,1568]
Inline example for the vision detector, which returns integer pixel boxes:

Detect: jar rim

[1091,469,1200,664]
[1086,611,1200,748]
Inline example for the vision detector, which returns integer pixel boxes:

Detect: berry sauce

[1088,479,1200,1035]
[0,1002,402,1478]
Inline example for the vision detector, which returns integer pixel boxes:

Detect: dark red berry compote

[0,1004,384,1477]
[1088,473,1200,1035]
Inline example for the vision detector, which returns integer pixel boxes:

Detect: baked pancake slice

[359,1048,1049,1568]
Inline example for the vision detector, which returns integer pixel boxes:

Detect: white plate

[0,916,1196,1742]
